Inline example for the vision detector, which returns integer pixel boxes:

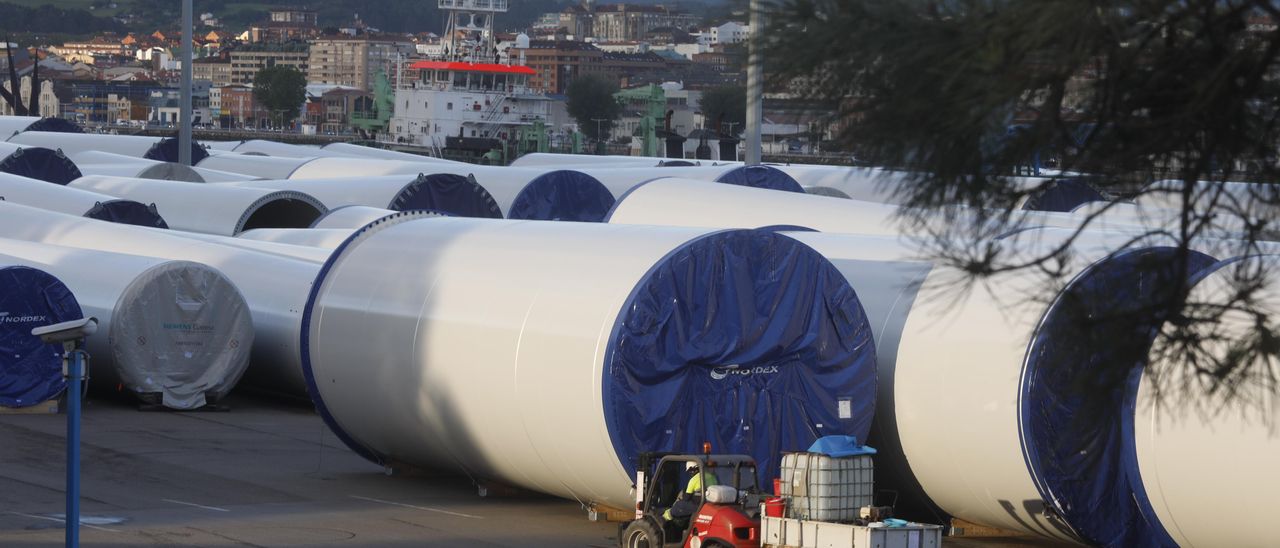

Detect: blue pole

[65,349,81,548]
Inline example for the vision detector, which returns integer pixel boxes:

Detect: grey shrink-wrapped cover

[109,262,254,409]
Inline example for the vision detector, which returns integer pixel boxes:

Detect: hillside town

[1,3,835,161]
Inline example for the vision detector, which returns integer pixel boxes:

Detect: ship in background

[384,0,552,161]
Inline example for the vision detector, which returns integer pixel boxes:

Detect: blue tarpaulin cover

[604,229,877,489]
[84,200,169,228]
[807,435,877,457]
[506,170,616,222]
[0,266,83,407]
[1021,247,1216,547]
[1022,178,1106,212]
[715,165,805,193]
[0,146,83,185]
[390,173,502,218]
[144,137,209,164]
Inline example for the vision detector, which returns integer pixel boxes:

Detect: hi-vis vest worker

[664,461,718,521]
[686,468,717,495]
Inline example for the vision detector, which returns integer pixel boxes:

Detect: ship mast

[439,0,508,63]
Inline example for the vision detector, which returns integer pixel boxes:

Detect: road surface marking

[7,512,121,532]
[349,495,483,519]
[162,499,230,512]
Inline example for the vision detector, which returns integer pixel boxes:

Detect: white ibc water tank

[304,217,879,508]
[0,201,328,395]
[70,175,329,235]
[0,238,253,409]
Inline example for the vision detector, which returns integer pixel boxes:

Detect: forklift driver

[663,461,718,523]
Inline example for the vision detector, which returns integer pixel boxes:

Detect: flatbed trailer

[761,513,942,548]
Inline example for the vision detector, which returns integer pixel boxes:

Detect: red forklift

[618,445,764,548]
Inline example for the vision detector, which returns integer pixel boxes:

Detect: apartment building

[307,35,415,90]
[229,43,310,85]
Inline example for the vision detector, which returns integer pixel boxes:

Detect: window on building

[447,102,453,110]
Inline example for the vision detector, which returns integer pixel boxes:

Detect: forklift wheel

[620,518,663,548]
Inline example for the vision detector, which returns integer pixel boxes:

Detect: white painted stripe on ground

[7,511,121,533]
[349,495,483,519]
[161,498,230,512]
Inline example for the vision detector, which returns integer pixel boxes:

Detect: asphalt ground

[0,393,1064,547]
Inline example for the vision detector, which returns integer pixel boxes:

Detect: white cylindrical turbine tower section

[509,152,662,168]
[304,218,878,508]
[0,115,82,136]
[1012,241,1222,546]
[0,264,83,408]
[1129,256,1280,548]
[70,175,328,235]
[226,140,329,158]
[285,159,616,221]
[606,177,906,234]
[578,164,805,195]
[8,132,207,164]
[202,141,244,152]
[70,151,204,182]
[0,116,41,139]
[891,228,1224,543]
[239,228,359,250]
[0,239,254,409]
[169,230,335,263]
[607,178,1137,236]
[776,167,1103,212]
[0,141,83,184]
[320,142,468,164]
[196,153,319,180]
[220,173,502,218]
[190,166,262,182]
[0,200,327,395]
[0,172,169,228]
[309,205,446,229]
[1136,178,1280,220]
[802,185,853,199]
[775,231,942,519]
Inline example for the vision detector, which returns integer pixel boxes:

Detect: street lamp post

[745,0,763,165]
[179,0,192,165]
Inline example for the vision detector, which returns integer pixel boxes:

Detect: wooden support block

[948,518,1025,537]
